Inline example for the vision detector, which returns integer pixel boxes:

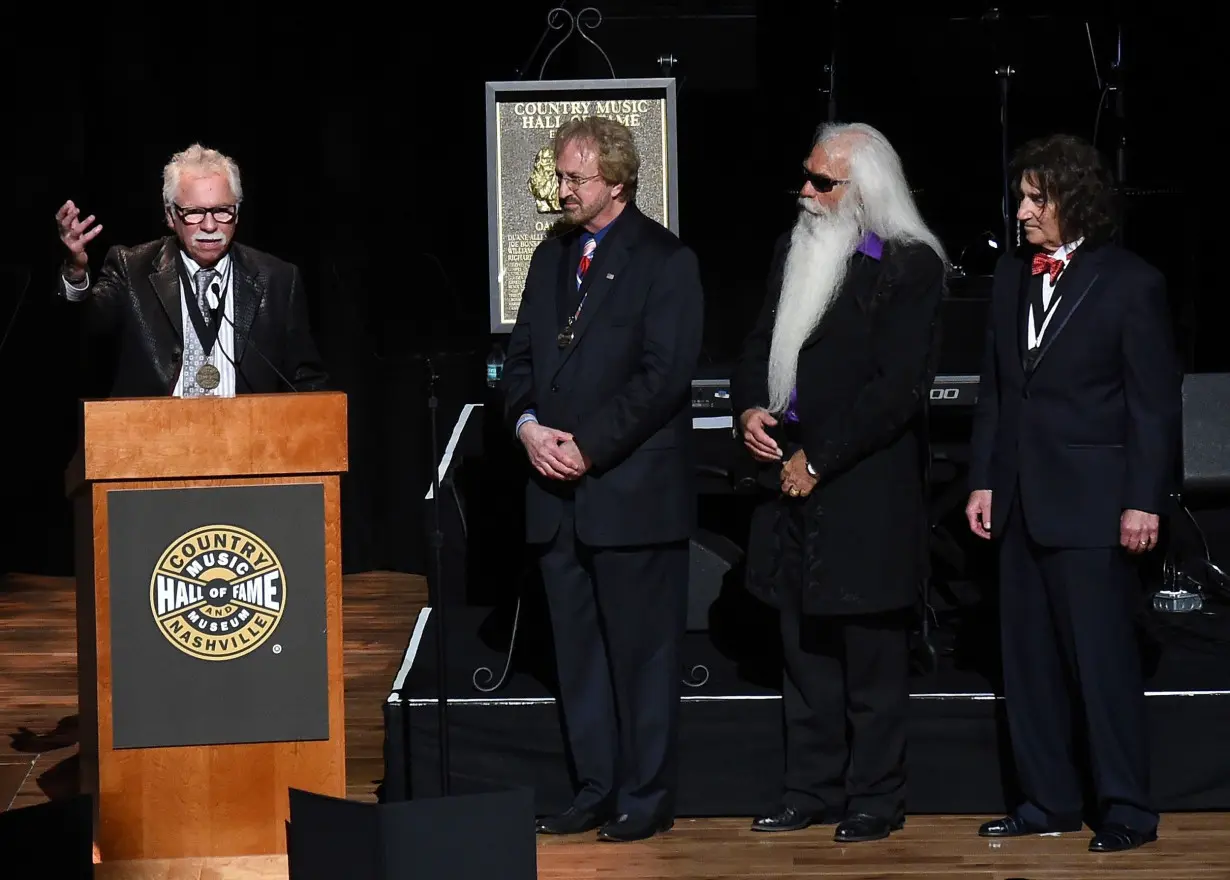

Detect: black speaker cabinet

[1182,373,1230,492]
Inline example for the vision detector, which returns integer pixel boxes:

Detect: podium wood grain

[69,393,348,861]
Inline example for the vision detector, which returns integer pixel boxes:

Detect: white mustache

[193,231,225,243]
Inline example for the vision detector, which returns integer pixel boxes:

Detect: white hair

[764,122,946,413]
[818,121,947,262]
[161,144,243,207]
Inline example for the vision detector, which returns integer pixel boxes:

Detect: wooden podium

[66,392,348,861]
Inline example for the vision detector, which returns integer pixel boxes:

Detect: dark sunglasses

[802,169,850,193]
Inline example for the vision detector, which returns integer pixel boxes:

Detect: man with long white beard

[732,122,947,843]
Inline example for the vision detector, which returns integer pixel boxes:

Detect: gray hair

[161,144,243,207]
[814,122,947,263]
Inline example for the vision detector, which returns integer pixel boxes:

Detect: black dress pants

[538,501,689,822]
[998,491,1157,833]
[777,506,912,819]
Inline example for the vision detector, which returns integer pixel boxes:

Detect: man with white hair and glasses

[53,143,327,397]
[732,121,947,843]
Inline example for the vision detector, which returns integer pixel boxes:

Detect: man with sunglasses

[54,143,326,398]
[733,122,947,843]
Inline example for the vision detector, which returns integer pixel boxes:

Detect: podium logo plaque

[108,484,328,749]
[150,525,287,662]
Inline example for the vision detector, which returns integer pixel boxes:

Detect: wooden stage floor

[3,571,1228,878]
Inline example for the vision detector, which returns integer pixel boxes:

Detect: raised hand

[55,200,103,281]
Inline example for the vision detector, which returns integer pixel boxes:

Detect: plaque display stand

[66,392,348,861]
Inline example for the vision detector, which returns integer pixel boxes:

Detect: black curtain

[0,5,1215,578]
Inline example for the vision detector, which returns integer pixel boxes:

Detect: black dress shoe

[1088,824,1157,853]
[834,812,904,843]
[597,813,674,842]
[536,805,606,835]
[978,815,1083,838]
[750,805,841,833]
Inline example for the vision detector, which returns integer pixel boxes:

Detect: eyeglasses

[173,204,238,225]
[801,169,850,193]
[555,171,602,190]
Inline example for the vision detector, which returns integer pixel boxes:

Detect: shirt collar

[1051,237,1084,262]
[582,212,619,246]
[179,249,231,277]
[856,231,883,260]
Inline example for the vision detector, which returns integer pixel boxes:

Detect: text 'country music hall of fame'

[485,79,679,332]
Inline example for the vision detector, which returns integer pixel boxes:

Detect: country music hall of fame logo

[149,525,287,661]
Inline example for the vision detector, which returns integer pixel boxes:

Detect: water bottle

[486,343,505,389]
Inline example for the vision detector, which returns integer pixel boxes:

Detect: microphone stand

[425,357,451,796]
[821,0,840,121]
[1108,23,1127,243]
[996,62,1016,250]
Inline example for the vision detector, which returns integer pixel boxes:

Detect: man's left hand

[1121,509,1160,554]
[557,439,591,478]
[780,450,817,499]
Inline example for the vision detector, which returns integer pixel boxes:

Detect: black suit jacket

[968,243,1182,548]
[59,236,327,397]
[501,203,705,548]
[732,235,946,615]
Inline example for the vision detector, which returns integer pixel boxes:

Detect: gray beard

[766,206,862,413]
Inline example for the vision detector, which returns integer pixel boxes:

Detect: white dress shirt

[62,250,237,398]
[1027,237,1084,350]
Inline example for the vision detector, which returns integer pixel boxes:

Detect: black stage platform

[381,601,1230,816]
[386,380,1230,817]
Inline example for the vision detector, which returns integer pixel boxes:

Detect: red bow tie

[1031,252,1066,283]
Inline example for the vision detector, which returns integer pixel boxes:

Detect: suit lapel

[551,207,642,377]
[1015,258,1034,372]
[1026,246,1107,375]
[554,232,581,324]
[148,237,183,343]
[229,244,265,370]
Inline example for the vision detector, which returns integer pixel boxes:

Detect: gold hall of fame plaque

[484,78,680,333]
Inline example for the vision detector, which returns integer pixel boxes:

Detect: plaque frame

[484,77,680,333]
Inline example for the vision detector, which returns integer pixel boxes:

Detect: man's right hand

[520,422,585,480]
[56,200,102,282]
[740,408,782,462]
[965,489,993,540]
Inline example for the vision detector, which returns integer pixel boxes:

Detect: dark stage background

[0,3,1216,579]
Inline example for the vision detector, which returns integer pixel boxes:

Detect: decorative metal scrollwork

[682,663,710,689]
[537,6,616,80]
[471,596,523,693]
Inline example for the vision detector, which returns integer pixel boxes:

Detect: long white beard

[765,202,862,413]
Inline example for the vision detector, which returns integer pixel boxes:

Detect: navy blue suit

[502,203,704,824]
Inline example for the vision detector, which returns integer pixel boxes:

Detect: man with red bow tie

[965,134,1181,853]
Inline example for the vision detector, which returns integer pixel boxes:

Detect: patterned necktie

[1031,252,1065,283]
[576,237,596,289]
[195,268,218,326]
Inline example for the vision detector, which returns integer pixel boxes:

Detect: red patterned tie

[577,237,596,289]
[1031,252,1065,283]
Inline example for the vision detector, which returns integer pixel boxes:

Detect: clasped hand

[520,422,589,481]
[739,409,815,498]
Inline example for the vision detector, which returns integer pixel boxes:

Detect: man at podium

[52,143,327,398]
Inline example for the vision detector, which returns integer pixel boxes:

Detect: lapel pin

[606,273,615,279]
